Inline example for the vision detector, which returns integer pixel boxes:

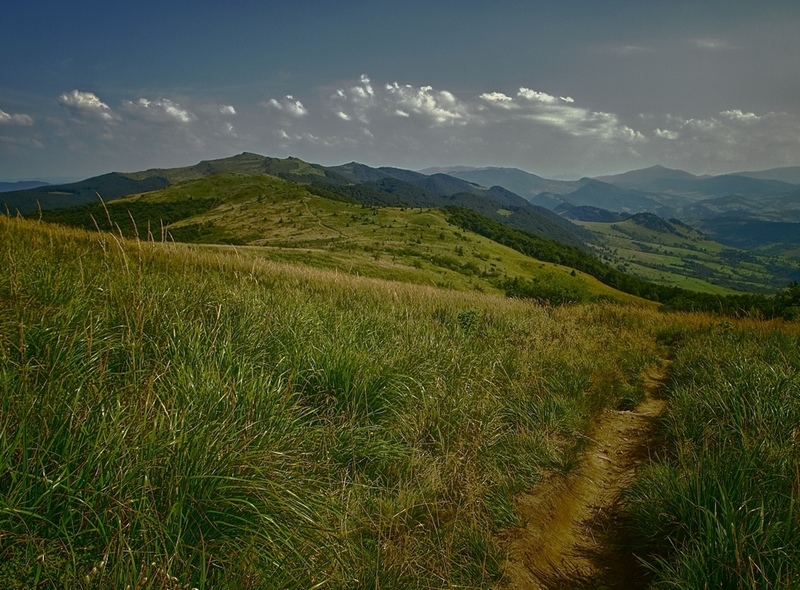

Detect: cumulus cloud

[720,109,759,122]
[0,109,34,126]
[122,98,195,123]
[328,76,472,126]
[331,75,377,123]
[264,95,308,117]
[476,86,644,141]
[517,88,560,104]
[384,83,469,125]
[43,75,792,180]
[479,92,515,106]
[58,90,117,121]
[655,128,680,140]
[653,111,771,144]
[354,74,375,100]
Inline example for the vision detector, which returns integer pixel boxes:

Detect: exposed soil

[498,365,669,590]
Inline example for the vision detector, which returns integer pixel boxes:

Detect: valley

[577,214,797,294]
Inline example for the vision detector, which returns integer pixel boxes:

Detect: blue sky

[2,0,799,181]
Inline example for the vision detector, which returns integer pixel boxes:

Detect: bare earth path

[499,365,669,590]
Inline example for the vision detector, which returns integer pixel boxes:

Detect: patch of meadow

[626,321,800,588]
[1,216,662,588]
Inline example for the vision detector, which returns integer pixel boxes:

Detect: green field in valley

[578,216,799,294]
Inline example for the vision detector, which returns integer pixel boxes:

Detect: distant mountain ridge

[5,153,800,261]
[422,166,583,197]
[2,152,591,249]
[735,166,800,185]
[1,174,170,214]
[595,165,704,186]
[441,164,800,256]
[0,181,50,193]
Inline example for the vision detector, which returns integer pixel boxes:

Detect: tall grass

[626,322,800,588]
[1,216,663,588]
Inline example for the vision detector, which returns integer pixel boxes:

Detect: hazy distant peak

[595,165,700,185]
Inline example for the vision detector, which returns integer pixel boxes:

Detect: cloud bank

[254,75,800,174]
[4,77,799,179]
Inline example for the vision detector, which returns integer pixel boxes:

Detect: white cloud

[58,90,117,121]
[331,76,470,126]
[49,74,788,179]
[0,109,34,126]
[477,86,645,142]
[720,109,759,122]
[265,95,307,117]
[122,98,195,123]
[384,82,469,125]
[517,88,560,104]
[516,88,575,105]
[357,74,374,98]
[655,128,679,140]
[479,92,515,107]
[332,75,378,123]
[160,100,194,123]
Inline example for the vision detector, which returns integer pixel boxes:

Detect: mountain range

[434,164,800,252]
[2,152,591,249]
[0,180,50,193]
[3,153,799,294]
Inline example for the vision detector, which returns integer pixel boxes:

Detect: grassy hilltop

[33,172,645,306]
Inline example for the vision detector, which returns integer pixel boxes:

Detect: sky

[2,0,800,182]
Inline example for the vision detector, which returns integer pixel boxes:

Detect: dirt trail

[499,365,669,590]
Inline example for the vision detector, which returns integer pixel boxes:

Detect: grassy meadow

[1,216,662,588]
[1,214,798,588]
[626,320,800,588]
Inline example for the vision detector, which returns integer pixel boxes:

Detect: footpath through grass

[0,217,663,589]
